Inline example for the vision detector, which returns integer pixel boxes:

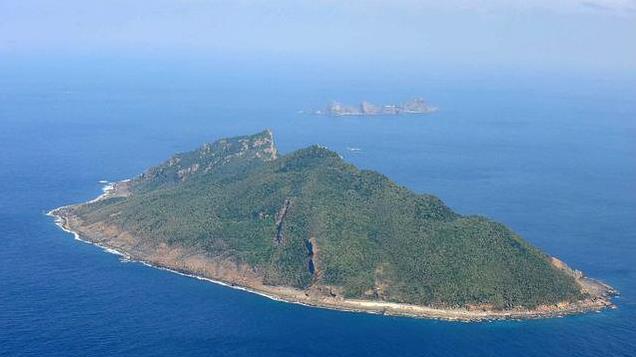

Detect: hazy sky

[1,0,635,73]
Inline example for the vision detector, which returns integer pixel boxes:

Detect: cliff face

[63,131,602,310]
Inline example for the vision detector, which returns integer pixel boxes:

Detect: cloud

[326,0,636,15]
[1,0,634,73]
[578,0,636,12]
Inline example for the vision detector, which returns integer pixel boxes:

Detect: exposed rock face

[550,257,617,298]
[274,199,291,244]
[550,257,583,279]
[254,129,278,160]
[316,98,437,116]
[177,163,199,181]
[306,237,322,281]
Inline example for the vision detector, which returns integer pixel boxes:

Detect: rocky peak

[134,130,280,189]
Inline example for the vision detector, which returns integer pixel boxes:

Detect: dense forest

[74,130,584,309]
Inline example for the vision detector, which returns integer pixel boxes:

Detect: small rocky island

[313,98,438,116]
[49,130,616,321]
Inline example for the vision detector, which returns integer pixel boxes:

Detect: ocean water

[0,64,635,356]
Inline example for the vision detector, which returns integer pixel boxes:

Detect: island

[49,130,616,321]
[312,98,438,116]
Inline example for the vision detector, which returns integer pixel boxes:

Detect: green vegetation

[73,130,583,309]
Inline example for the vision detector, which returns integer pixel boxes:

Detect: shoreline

[46,183,618,322]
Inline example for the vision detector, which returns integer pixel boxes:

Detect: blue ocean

[1,62,634,356]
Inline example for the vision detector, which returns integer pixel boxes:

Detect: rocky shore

[312,98,438,116]
[47,182,617,322]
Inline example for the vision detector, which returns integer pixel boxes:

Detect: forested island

[49,130,616,320]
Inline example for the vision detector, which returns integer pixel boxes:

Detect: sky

[1,0,635,75]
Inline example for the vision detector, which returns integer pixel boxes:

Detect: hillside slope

[57,130,606,311]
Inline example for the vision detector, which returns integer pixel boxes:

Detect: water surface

[1,66,634,356]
